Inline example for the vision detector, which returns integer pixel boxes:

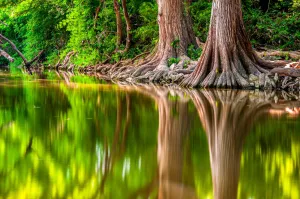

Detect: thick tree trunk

[121,0,132,52]
[155,0,197,67]
[181,0,286,88]
[129,0,198,77]
[113,0,122,50]
[99,0,198,82]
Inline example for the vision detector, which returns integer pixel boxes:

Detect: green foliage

[167,57,180,67]
[183,60,190,69]
[171,39,180,49]
[191,0,300,50]
[0,0,299,68]
[134,2,158,49]
[187,44,202,60]
[190,1,212,42]
[243,1,300,50]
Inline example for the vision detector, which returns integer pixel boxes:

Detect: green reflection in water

[0,72,299,199]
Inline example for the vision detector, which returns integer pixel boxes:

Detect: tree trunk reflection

[157,93,197,199]
[189,90,271,199]
[131,86,197,199]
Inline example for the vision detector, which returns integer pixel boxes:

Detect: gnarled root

[91,45,197,85]
[181,40,255,88]
[180,36,289,89]
[270,67,300,77]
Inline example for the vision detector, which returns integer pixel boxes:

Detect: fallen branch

[256,50,300,60]
[59,51,76,69]
[0,48,14,62]
[55,58,61,70]
[270,67,300,77]
[0,34,44,74]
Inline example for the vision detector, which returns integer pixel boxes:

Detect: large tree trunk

[113,0,122,50]
[181,0,286,88]
[155,0,197,68]
[99,0,198,81]
[128,0,198,77]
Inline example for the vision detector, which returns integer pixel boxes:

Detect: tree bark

[129,0,198,77]
[181,0,286,88]
[121,0,132,52]
[113,0,122,50]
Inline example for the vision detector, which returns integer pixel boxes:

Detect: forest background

[0,0,299,68]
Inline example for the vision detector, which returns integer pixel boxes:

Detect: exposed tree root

[179,0,290,89]
[56,51,77,71]
[87,0,199,84]
[256,49,300,60]
[270,67,300,77]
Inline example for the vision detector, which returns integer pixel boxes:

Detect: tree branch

[0,34,28,64]
[0,48,14,62]
[0,34,44,74]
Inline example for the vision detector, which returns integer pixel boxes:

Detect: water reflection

[142,87,197,199]
[0,73,300,198]
[189,90,270,199]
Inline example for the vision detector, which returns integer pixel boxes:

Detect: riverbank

[29,49,300,91]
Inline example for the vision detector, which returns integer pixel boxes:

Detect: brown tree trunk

[131,0,198,77]
[94,0,105,28]
[113,0,122,50]
[181,0,286,88]
[121,0,132,52]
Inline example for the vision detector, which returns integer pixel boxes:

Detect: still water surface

[0,72,299,199]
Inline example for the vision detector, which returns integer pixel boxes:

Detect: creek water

[0,71,299,199]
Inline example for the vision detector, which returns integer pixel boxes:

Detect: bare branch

[0,48,14,62]
[0,34,44,74]
[0,33,28,64]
